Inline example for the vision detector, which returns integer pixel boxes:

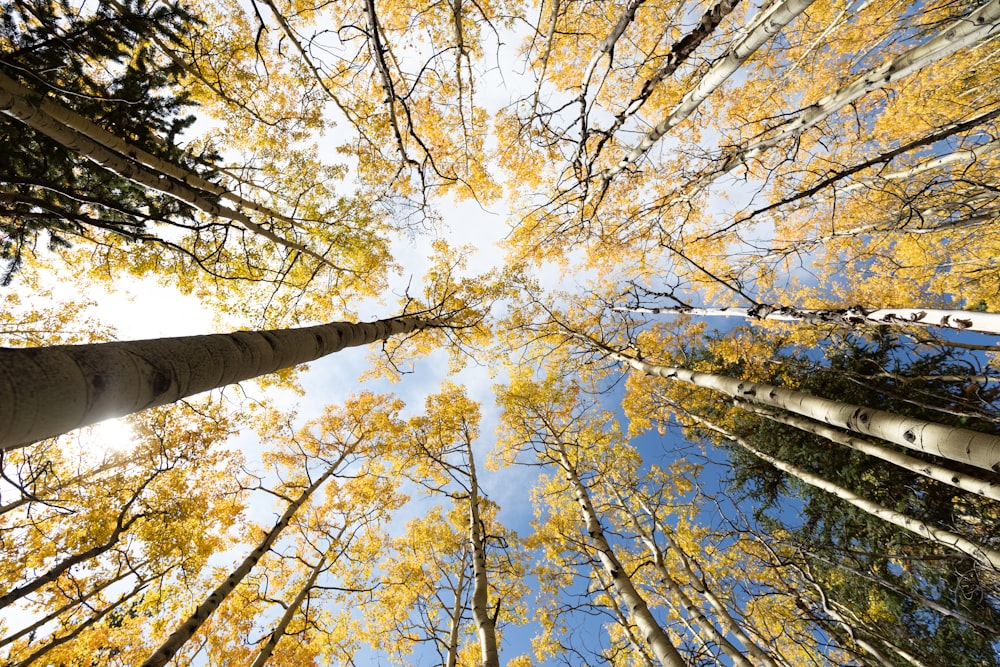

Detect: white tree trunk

[466,443,500,667]
[686,0,1000,195]
[0,79,330,266]
[742,403,1000,502]
[687,412,1000,570]
[613,303,1000,336]
[0,316,440,449]
[839,137,1000,194]
[445,555,468,667]
[141,452,348,667]
[612,487,755,667]
[601,345,1000,472]
[0,70,300,228]
[639,503,780,667]
[596,0,815,187]
[557,445,689,667]
[249,554,328,667]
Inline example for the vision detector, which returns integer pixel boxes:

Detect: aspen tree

[553,439,688,667]
[0,79,334,268]
[0,314,449,448]
[497,373,691,667]
[0,400,242,665]
[614,303,1000,336]
[594,0,817,194]
[739,402,1000,502]
[608,484,756,667]
[684,408,1000,570]
[674,0,1000,202]
[635,500,781,667]
[140,392,401,667]
[367,385,527,667]
[586,334,1000,472]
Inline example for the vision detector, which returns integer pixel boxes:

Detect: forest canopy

[2,0,999,665]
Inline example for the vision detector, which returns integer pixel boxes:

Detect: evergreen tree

[703,331,1000,665]
[0,0,209,281]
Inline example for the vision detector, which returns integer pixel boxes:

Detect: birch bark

[638,503,780,667]
[466,443,499,667]
[611,487,754,667]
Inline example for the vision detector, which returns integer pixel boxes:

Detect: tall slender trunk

[839,136,1000,194]
[611,487,754,667]
[638,503,780,667]
[737,106,1000,221]
[595,0,815,192]
[0,315,442,449]
[0,75,330,266]
[682,0,1000,198]
[804,549,1000,636]
[141,452,348,667]
[445,554,468,667]
[613,303,1000,336]
[0,70,299,228]
[466,443,499,667]
[592,339,1000,472]
[792,562,899,667]
[248,554,328,667]
[555,443,689,667]
[686,411,1000,570]
[741,403,1000,502]
[596,572,658,667]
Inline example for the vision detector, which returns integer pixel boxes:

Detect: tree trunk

[839,136,1000,195]
[0,315,442,449]
[612,487,754,667]
[445,556,467,667]
[596,0,815,190]
[741,403,1000,502]
[686,411,1000,570]
[140,453,347,667]
[248,554,328,667]
[596,341,1000,472]
[684,0,1000,198]
[466,443,500,667]
[736,106,1000,222]
[613,303,1000,336]
[0,77,329,265]
[640,504,780,667]
[0,70,298,228]
[556,444,689,667]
